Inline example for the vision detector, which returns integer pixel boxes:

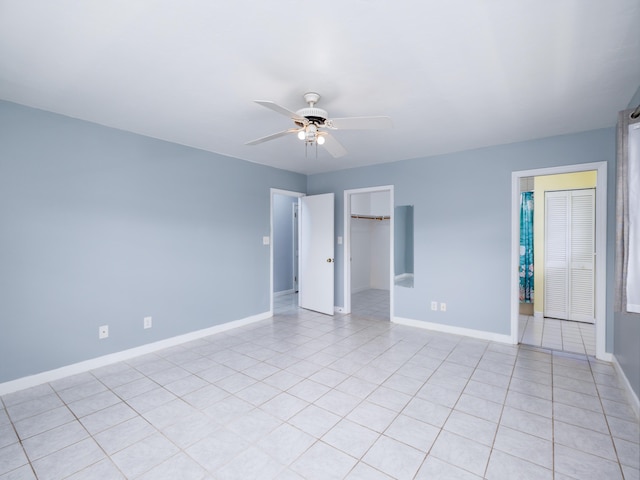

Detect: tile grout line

[1,291,635,480]
[0,392,39,479]
[590,358,628,479]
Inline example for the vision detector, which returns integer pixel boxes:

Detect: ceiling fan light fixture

[306,124,317,141]
[247,92,391,159]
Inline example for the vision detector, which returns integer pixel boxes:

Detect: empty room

[1,1,639,479]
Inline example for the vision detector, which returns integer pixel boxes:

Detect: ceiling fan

[246,92,392,158]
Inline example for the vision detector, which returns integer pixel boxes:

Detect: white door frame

[343,185,394,316]
[292,202,299,294]
[270,188,305,315]
[510,162,609,361]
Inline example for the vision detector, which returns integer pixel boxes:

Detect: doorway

[511,163,608,361]
[270,188,304,315]
[343,186,394,319]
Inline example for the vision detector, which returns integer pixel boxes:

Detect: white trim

[292,202,299,295]
[612,355,640,419]
[270,188,305,316]
[274,289,295,297]
[598,351,614,363]
[533,311,544,319]
[394,273,414,288]
[392,316,513,344]
[0,311,271,396]
[343,185,394,316]
[334,306,345,313]
[510,162,609,361]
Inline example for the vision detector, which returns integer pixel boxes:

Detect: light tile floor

[276,289,390,321]
[519,315,597,356]
[1,291,637,479]
[350,289,390,321]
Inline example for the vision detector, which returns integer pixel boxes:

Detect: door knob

[327,258,334,263]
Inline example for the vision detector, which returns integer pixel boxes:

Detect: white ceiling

[1,1,639,175]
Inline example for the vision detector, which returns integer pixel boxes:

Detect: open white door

[299,193,334,315]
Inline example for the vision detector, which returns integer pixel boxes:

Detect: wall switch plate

[99,325,109,339]
[431,301,438,311]
[337,236,343,245]
[440,303,447,312]
[144,316,152,329]
[262,236,270,245]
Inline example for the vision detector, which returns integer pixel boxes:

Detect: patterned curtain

[519,191,534,303]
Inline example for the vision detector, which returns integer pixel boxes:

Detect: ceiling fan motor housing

[295,107,328,126]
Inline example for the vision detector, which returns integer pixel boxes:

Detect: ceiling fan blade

[255,100,306,122]
[246,128,298,145]
[327,116,392,130]
[320,132,347,158]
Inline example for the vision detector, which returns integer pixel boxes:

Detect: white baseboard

[0,311,272,396]
[274,289,295,297]
[612,354,640,420]
[534,311,544,319]
[597,352,614,363]
[335,306,345,313]
[392,316,513,344]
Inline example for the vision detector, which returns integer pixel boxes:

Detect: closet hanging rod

[350,214,390,221]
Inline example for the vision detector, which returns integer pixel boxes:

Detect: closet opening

[343,186,394,320]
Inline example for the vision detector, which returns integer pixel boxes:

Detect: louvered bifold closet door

[569,190,595,322]
[544,189,595,323]
[544,192,569,320]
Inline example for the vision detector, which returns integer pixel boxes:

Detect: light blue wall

[0,101,306,383]
[273,194,298,293]
[613,85,640,399]
[0,98,625,386]
[308,128,616,348]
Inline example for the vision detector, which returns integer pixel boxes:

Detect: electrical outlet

[431,301,438,311]
[99,325,109,339]
[440,303,447,312]
[144,316,152,329]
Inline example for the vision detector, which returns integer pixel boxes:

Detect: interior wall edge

[392,316,514,345]
[613,353,640,420]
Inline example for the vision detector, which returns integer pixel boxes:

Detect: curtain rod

[351,214,390,221]
[631,104,640,119]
